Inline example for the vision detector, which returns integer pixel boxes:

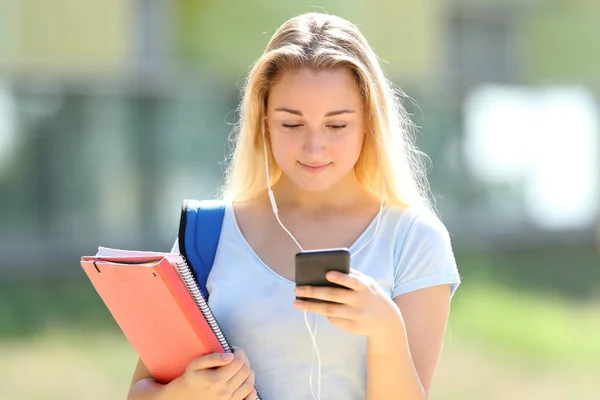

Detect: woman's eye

[282,123,302,130]
[281,123,347,131]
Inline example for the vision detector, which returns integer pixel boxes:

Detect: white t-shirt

[173,201,460,399]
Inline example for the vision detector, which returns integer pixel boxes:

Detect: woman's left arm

[294,272,453,400]
[366,284,452,400]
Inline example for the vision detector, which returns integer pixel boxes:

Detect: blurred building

[0,0,598,276]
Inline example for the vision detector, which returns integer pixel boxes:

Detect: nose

[302,127,326,156]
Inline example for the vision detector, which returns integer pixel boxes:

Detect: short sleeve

[392,211,461,298]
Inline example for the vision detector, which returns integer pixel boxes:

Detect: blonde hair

[220,12,433,211]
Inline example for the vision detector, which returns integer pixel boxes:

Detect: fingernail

[222,353,234,360]
[295,287,305,295]
[294,301,304,309]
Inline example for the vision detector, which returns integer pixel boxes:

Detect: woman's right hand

[172,346,257,400]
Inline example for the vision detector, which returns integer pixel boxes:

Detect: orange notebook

[80,249,230,384]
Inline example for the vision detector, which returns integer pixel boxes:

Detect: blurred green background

[0,1,599,399]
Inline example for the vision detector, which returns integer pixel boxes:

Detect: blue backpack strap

[178,199,226,299]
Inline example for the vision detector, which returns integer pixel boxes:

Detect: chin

[280,164,356,192]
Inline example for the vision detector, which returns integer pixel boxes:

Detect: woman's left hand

[293,269,401,337]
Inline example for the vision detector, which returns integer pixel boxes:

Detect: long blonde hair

[220,12,433,211]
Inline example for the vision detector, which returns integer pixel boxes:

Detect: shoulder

[230,193,274,237]
[381,203,451,247]
[231,194,272,222]
[382,204,460,297]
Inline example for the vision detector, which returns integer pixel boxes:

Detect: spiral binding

[175,258,263,400]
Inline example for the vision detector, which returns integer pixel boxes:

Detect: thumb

[188,352,234,371]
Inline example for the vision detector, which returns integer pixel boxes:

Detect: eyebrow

[274,107,355,117]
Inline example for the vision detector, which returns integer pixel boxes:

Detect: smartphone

[295,248,350,302]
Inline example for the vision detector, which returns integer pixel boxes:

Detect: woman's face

[266,67,366,192]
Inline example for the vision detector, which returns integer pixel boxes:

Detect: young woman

[127,12,460,400]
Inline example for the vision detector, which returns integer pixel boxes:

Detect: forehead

[268,68,363,114]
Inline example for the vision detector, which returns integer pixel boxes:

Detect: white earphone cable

[262,122,384,400]
[305,310,320,399]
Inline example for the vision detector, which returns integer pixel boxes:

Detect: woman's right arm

[126,348,256,400]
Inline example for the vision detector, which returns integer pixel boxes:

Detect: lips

[298,162,331,173]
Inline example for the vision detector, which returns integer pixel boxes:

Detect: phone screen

[294,248,350,302]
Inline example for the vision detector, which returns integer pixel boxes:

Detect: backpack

[177,199,226,299]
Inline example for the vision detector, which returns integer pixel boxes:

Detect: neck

[270,172,374,213]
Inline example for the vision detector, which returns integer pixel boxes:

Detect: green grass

[0,329,136,400]
[450,280,600,367]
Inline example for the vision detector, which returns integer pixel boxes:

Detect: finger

[244,388,258,400]
[233,346,250,370]
[294,285,355,304]
[229,367,254,399]
[211,350,246,382]
[294,298,355,318]
[187,352,234,371]
[326,270,364,291]
[226,348,250,384]
[227,365,252,395]
[239,347,251,369]
[232,346,247,359]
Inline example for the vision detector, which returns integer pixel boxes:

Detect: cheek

[333,131,365,161]
[269,134,298,165]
